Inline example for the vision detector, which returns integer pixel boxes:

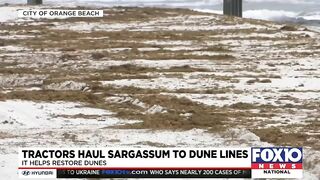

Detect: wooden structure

[223,0,242,17]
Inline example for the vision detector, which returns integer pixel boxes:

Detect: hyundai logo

[22,171,30,176]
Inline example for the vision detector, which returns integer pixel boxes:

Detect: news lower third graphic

[18,147,303,179]
[17,9,104,19]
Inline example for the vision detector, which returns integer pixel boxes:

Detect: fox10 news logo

[251,147,303,179]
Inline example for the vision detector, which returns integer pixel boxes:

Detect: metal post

[27,0,43,5]
[223,0,242,17]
